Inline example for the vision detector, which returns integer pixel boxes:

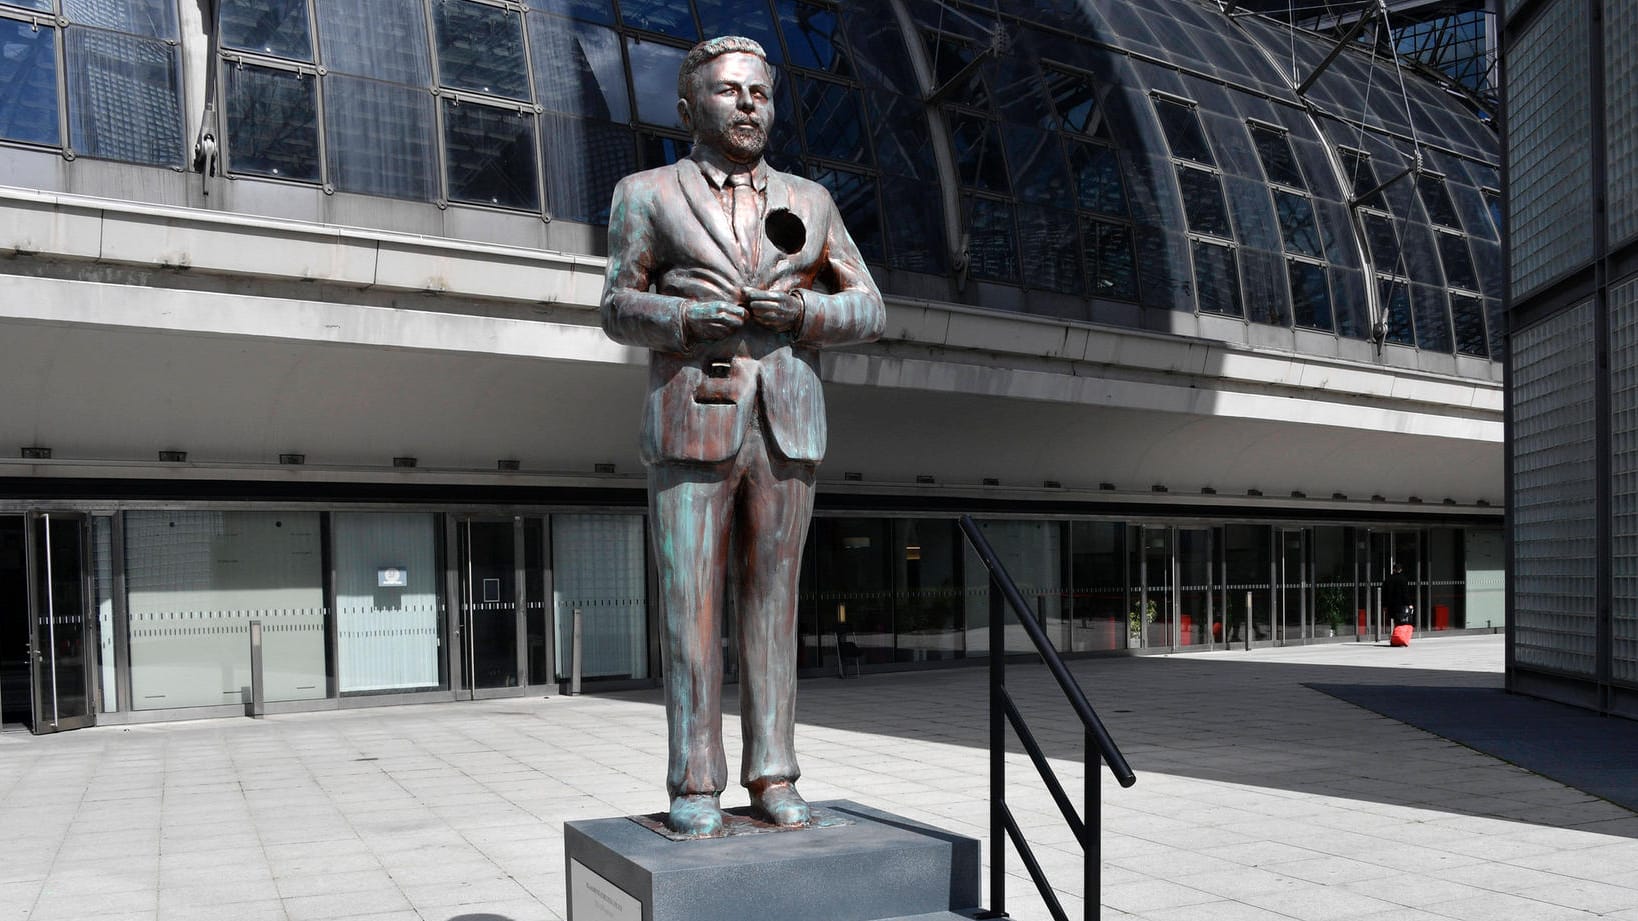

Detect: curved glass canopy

[0,0,1502,360]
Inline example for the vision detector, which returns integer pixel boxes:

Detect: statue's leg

[734,432,816,824]
[650,461,736,833]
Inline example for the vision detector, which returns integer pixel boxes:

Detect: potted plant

[1316,586,1348,637]
[1128,598,1157,647]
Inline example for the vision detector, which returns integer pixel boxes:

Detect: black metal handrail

[959,515,1137,921]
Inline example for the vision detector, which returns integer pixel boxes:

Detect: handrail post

[989,571,1006,918]
[1086,731,1099,921]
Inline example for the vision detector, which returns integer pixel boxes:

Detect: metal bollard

[569,608,583,696]
[249,620,265,718]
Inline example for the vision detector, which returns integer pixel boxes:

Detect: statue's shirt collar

[690,146,769,193]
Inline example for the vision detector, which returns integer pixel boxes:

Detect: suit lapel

[674,161,741,275]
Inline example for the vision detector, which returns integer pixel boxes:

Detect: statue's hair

[677,35,769,100]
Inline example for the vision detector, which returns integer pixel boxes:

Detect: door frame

[27,512,96,733]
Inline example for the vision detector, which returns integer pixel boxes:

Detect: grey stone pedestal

[564,800,980,921]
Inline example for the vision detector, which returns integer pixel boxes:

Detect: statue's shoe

[748,780,810,826]
[667,794,724,837]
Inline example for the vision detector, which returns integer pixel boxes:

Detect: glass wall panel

[332,512,442,694]
[619,0,698,40]
[1428,528,1464,631]
[93,517,115,713]
[891,519,963,662]
[966,196,1019,283]
[66,28,184,166]
[443,101,539,209]
[780,0,846,73]
[0,20,61,147]
[696,0,780,64]
[524,518,549,685]
[541,114,634,224]
[1514,309,1601,674]
[1177,166,1230,237]
[627,38,688,129]
[64,0,177,39]
[1223,524,1272,644]
[527,0,615,25]
[1017,205,1080,294]
[221,0,313,60]
[552,515,647,680]
[964,520,1061,655]
[881,177,948,274]
[796,77,867,162]
[462,520,516,688]
[433,0,528,100]
[125,511,326,710]
[1131,526,1172,649]
[1313,526,1354,638]
[316,0,432,84]
[1192,239,1241,316]
[224,63,320,182]
[530,17,631,122]
[1287,259,1332,331]
[817,518,893,663]
[1177,528,1211,647]
[1068,521,1124,652]
[1069,142,1126,215]
[809,165,883,263]
[1082,216,1137,302]
[324,75,439,200]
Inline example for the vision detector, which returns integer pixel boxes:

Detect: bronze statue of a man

[600,35,884,837]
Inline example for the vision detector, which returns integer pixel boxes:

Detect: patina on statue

[599,36,885,837]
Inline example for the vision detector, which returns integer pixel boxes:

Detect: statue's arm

[601,176,692,354]
[793,197,886,349]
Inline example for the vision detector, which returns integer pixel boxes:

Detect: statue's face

[680,52,773,164]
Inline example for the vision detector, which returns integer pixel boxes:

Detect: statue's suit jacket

[601,155,884,464]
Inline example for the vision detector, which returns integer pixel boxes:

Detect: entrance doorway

[0,514,95,733]
[457,518,524,695]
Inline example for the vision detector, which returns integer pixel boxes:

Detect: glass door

[1130,526,1172,649]
[458,518,522,695]
[1176,528,1212,648]
[28,513,95,733]
[1278,529,1310,642]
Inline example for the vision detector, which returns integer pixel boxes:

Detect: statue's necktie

[728,172,759,275]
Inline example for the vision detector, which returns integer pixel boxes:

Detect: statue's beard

[704,120,767,163]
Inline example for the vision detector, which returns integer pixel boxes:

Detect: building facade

[1,0,1504,734]
[1503,0,1638,717]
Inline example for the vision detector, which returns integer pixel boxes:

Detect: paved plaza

[3,634,1636,921]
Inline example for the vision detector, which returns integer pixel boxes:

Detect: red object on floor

[1434,604,1450,630]
[1180,614,1193,645]
[1390,624,1414,647]
[1358,609,1367,632]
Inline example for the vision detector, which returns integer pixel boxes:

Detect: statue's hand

[744,288,803,333]
[685,301,746,341]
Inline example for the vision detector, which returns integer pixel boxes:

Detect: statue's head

[677,36,774,165]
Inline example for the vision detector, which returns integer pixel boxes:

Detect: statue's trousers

[649,408,814,798]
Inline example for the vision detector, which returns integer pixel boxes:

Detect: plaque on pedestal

[564,800,980,921]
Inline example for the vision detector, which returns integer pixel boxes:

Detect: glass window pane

[842,5,915,94]
[1412,283,1452,352]
[324,74,438,200]
[1250,124,1304,189]
[1287,259,1333,331]
[1379,279,1415,345]
[530,17,630,121]
[552,515,648,679]
[967,196,1018,283]
[0,20,60,147]
[779,0,847,74]
[1438,232,1478,291]
[1068,141,1126,216]
[949,114,1008,192]
[1017,205,1080,293]
[881,177,947,274]
[333,512,444,694]
[220,0,313,60]
[224,62,319,182]
[1177,166,1230,238]
[1082,216,1136,302]
[1340,148,1384,209]
[866,91,934,180]
[1451,292,1489,357]
[808,165,883,263]
[925,32,987,109]
[1274,190,1323,257]
[619,0,698,40]
[1240,246,1288,325]
[795,76,867,162]
[64,0,177,39]
[542,114,633,223]
[125,511,326,710]
[1004,124,1070,205]
[1418,172,1462,228]
[638,130,689,167]
[627,37,687,129]
[696,0,782,64]
[1192,239,1241,316]
[445,100,539,209]
[1330,267,1370,340]
[525,0,615,25]
[434,0,528,99]
[1363,212,1402,274]
[66,28,184,166]
[316,0,432,84]
[1154,97,1212,164]
[1044,66,1109,139]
